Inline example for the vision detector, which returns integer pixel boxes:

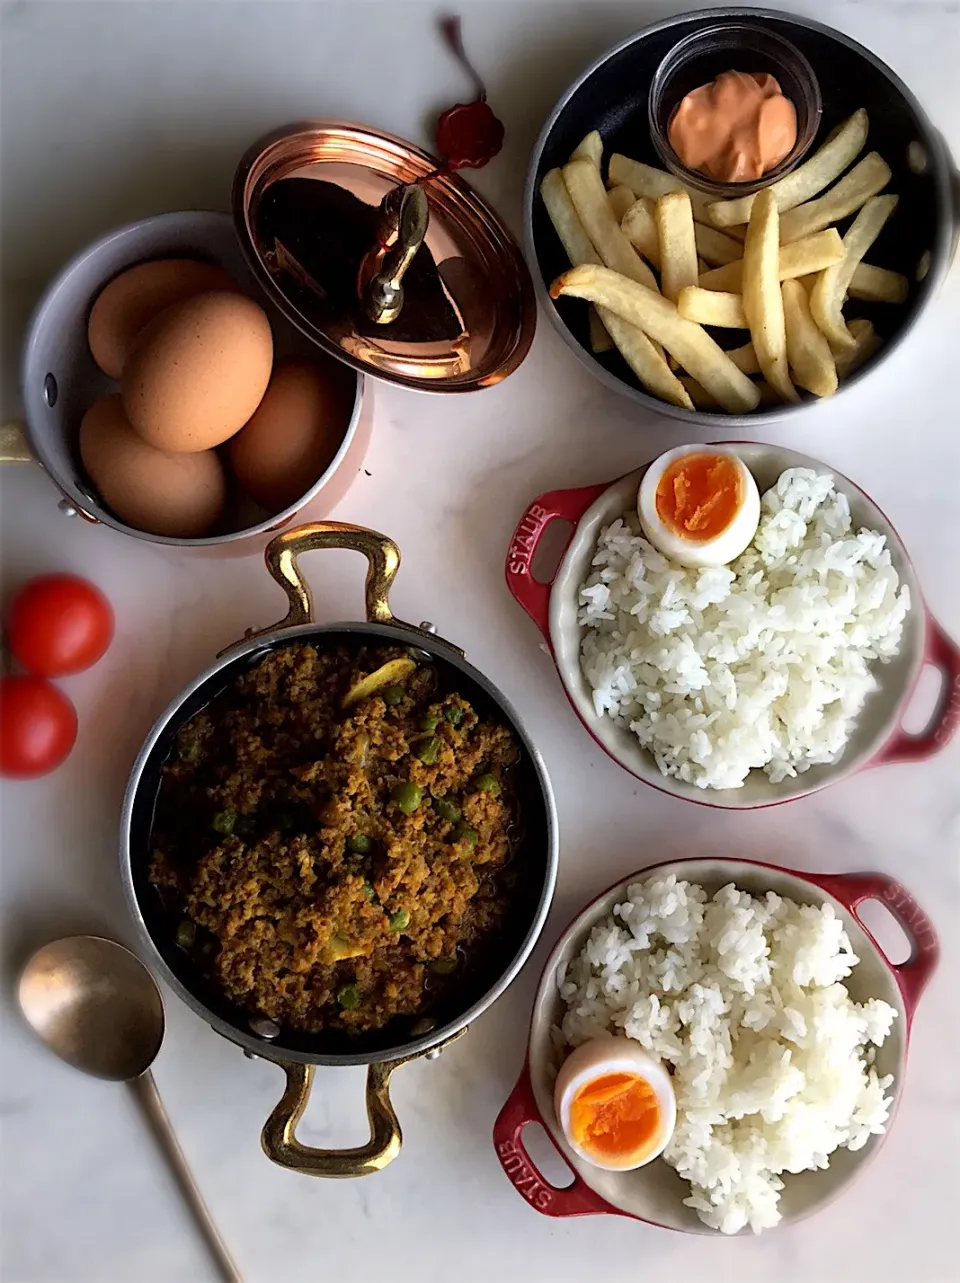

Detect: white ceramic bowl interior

[527,857,911,1233]
[549,443,925,808]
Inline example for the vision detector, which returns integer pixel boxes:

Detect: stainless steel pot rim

[20,209,366,547]
[119,618,559,1066]
[523,5,957,427]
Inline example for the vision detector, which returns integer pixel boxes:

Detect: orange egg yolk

[568,1073,661,1161]
[655,452,742,543]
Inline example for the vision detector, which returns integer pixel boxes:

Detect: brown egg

[88,258,239,379]
[122,291,273,453]
[79,394,226,538]
[228,358,354,513]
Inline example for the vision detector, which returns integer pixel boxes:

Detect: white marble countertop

[1,2,958,1280]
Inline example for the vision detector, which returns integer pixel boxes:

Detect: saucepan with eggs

[9,210,370,550]
[4,121,536,550]
[506,442,960,808]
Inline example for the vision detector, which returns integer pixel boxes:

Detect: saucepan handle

[802,871,939,1023]
[253,521,402,635]
[261,1058,405,1178]
[1,420,33,464]
[505,483,610,644]
[875,612,960,765]
[493,1064,615,1218]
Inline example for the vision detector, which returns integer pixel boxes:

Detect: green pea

[211,810,235,835]
[472,773,500,795]
[453,824,478,851]
[444,705,464,726]
[432,796,461,824]
[382,686,405,706]
[388,908,411,931]
[415,736,441,765]
[430,956,458,975]
[337,984,361,1010]
[175,921,196,949]
[178,736,200,763]
[347,834,372,855]
[420,713,440,732]
[392,782,422,814]
[361,881,376,901]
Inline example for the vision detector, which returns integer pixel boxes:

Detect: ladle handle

[129,1071,241,1283]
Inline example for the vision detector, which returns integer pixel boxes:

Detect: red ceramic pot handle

[493,1065,614,1218]
[505,483,610,644]
[875,612,960,765]
[803,871,939,1023]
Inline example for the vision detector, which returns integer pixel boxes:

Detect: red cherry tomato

[0,675,78,778]
[7,574,114,676]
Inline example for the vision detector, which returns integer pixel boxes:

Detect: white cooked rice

[578,468,910,789]
[557,875,898,1234]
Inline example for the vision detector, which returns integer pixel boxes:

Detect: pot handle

[493,1064,614,1218]
[801,871,939,1023]
[874,612,960,765]
[256,521,401,633]
[1,420,33,464]
[505,484,610,644]
[261,1058,404,1178]
[243,520,445,650]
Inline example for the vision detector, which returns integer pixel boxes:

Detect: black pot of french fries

[525,6,958,423]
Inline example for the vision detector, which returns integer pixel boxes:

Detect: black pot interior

[127,630,552,1060]
[530,10,948,400]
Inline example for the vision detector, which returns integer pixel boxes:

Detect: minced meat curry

[149,644,521,1034]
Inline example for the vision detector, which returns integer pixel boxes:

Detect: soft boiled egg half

[554,1038,676,1171]
[638,444,760,568]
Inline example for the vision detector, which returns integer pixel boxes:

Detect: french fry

[779,152,891,243]
[598,314,689,404]
[571,130,603,168]
[677,287,747,328]
[834,318,881,377]
[697,261,744,293]
[681,373,778,408]
[540,168,599,266]
[810,195,899,349]
[588,305,614,353]
[549,264,761,413]
[656,192,698,303]
[540,169,689,407]
[607,184,636,222]
[562,159,659,291]
[727,342,761,375]
[707,108,870,227]
[608,154,715,224]
[621,198,661,267]
[781,278,838,398]
[693,223,745,266]
[678,376,720,409]
[742,189,798,402]
[697,228,845,292]
[848,262,909,303]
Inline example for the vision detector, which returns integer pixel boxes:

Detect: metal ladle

[18,935,241,1282]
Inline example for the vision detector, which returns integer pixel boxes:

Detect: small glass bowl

[648,22,822,199]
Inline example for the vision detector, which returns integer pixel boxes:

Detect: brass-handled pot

[120,521,558,1177]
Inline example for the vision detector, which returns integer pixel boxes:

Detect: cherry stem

[439,15,487,102]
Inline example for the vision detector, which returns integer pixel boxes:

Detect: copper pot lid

[231,121,536,392]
